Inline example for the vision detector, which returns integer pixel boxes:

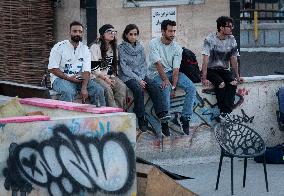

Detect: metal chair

[214,122,269,195]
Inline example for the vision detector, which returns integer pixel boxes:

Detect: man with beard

[48,21,106,106]
[148,20,196,136]
[201,16,244,122]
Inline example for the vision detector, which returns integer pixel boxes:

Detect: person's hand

[70,75,83,83]
[160,79,171,89]
[202,79,211,86]
[237,77,245,84]
[170,87,176,98]
[140,80,147,89]
[81,88,88,103]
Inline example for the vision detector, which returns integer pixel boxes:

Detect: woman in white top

[89,24,127,109]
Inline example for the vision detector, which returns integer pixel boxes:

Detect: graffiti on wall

[3,124,135,196]
[128,88,251,137]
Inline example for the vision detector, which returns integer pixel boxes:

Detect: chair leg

[263,155,269,192]
[243,158,247,188]
[215,152,224,190]
[231,157,234,195]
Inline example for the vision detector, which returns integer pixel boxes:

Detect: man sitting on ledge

[201,16,244,122]
[148,19,196,136]
[48,21,106,106]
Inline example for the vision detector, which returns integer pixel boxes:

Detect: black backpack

[179,47,201,83]
[254,143,284,164]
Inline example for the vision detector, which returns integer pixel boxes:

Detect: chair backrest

[214,122,266,158]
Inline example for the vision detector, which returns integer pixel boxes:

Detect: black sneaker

[160,114,171,123]
[161,122,170,136]
[138,117,148,132]
[180,116,190,135]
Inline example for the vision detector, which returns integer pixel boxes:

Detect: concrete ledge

[243,75,284,82]
[136,75,284,164]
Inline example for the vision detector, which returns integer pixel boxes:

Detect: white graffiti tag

[4,125,135,196]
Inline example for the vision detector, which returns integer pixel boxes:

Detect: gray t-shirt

[202,32,239,69]
[148,37,182,78]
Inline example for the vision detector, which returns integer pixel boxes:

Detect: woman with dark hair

[118,24,171,135]
[89,24,127,108]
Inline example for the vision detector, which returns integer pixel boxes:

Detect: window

[124,0,205,8]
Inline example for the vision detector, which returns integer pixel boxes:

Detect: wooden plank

[136,163,198,196]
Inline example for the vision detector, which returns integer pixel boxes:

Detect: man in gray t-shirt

[201,16,244,122]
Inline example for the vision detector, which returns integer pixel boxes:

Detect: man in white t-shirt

[48,21,105,106]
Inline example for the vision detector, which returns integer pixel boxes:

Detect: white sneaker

[217,113,229,123]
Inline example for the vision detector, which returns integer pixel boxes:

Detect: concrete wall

[241,23,284,47]
[97,0,229,63]
[54,0,229,62]
[135,75,284,165]
[0,104,136,195]
[54,0,87,44]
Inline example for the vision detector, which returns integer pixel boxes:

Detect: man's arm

[80,71,90,103]
[230,56,244,83]
[49,68,81,83]
[172,68,179,88]
[80,49,92,102]
[81,71,90,89]
[201,55,211,86]
[149,40,171,89]
[155,61,171,89]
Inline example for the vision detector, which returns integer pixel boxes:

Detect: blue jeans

[125,76,167,118]
[52,78,106,106]
[153,71,196,118]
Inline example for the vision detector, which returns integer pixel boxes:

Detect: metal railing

[240,9,284,23]
[241,0,284,23]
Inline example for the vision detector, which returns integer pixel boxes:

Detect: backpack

[179,47,201,83]
[277,87,284,131]
[254,143,284,164]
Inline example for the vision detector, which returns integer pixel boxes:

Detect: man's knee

[60,89,77,101]
[230,80,238,86]
[183,82,196,95]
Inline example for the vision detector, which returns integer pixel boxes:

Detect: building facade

[55,0,229,62]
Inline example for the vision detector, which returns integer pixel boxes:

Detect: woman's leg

[112,76,127,109]
[95,78,117,107]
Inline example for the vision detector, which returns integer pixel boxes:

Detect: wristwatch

[171,86,176,91]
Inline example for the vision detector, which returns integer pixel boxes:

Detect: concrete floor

[164,159,284,196]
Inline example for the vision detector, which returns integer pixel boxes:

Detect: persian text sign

[151,7,176,38]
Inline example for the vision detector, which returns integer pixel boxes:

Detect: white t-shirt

[148,37,183,78]
[89,43,114,78]
[48,40,91,85]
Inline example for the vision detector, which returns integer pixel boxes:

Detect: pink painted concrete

[20,98,124,114]
[0,115,50,123]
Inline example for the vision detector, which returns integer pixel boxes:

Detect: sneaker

[172,114,190,135]
[138,117,148,132]
[180,116,190,135]
[172,113,180,127]
[161,122,170,136]
[159,113,171,123]
[216,113,229,123]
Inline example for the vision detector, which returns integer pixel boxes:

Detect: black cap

[99,24,114,35]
